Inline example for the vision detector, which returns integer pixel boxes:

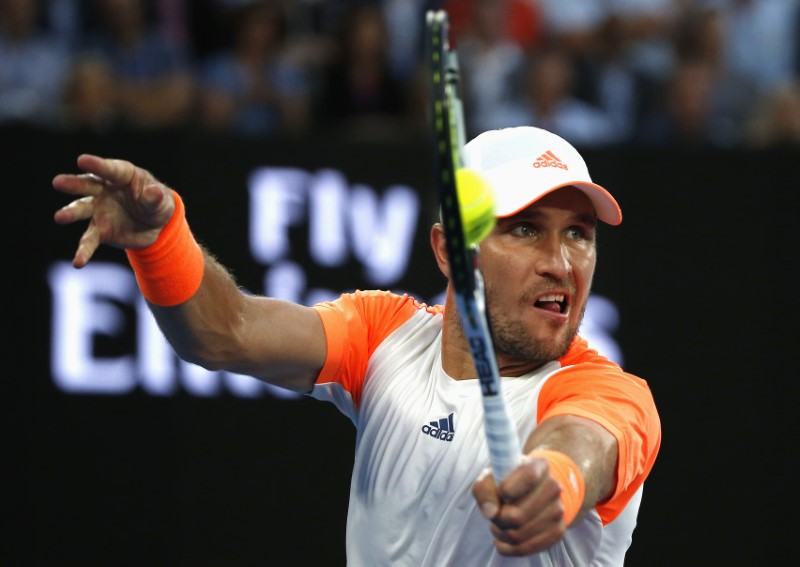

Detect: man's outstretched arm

[53,154,326,393]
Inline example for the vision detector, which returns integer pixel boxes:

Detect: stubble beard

[488,295,587,365]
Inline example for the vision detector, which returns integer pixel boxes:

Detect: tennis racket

[425,10,522,481]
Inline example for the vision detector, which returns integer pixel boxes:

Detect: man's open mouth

[534,293,567,314]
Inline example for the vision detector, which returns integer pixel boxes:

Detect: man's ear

[430,223,450,279]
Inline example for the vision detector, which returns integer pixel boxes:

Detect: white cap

[463,126,622,225]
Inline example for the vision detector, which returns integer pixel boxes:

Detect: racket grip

[482,394,522,481]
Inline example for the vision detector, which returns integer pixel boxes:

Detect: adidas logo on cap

[533,150,569,170]
[421,412,455,442]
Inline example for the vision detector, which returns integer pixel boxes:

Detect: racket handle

[482,394,523,481]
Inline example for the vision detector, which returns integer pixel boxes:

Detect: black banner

[8,126,798,565]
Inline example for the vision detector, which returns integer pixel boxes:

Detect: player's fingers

[73,223,101,268]
[472,468,501,520]
[489,495,561,535]
[54,196,94,225]
[494,461,563,534]
[489,495,564,555]
[76,154,136,187]
[52,172,106,197]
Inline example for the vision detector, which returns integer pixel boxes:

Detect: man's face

[477,186,598,367]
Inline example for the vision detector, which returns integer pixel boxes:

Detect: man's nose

[534,236,570,280]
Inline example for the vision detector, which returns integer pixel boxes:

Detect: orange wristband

[126,191,204,306]
[529,449,586,526]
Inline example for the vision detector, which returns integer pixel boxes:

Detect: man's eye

[510,223,535,237]
[568,226,592,240]
[567,227,584,239]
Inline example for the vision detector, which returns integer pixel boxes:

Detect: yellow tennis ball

[456,167,496,246]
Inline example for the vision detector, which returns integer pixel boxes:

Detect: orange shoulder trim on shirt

[311,291,441,406]
[538,356,661,524]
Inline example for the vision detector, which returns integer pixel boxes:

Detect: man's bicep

[235,295,328,392]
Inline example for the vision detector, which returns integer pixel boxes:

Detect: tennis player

[53,126,660,566]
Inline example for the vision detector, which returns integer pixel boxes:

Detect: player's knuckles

[109,158,136,182]
[544,480,565,511]
[489,523,525,545]
[519,457,548,483]
[500,483,531,502]
[499,463,542,501]
[492,505,527,529]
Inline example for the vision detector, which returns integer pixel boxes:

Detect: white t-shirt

[311,291,659,566]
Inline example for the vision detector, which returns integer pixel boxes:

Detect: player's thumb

[472,467,500,520]
[139,183,175,226]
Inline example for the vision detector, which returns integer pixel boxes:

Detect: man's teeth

[539,294,565,303]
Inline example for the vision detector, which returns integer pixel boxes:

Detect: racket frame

[425,10,522,481]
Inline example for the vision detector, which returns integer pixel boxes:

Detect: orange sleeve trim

[538,364,661,524]
[311,292,437,406]
[313,305,349,387]
[125,191,204,307]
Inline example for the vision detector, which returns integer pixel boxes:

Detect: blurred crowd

[1,0,799,147]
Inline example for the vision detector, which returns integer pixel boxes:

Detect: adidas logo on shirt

[533,150,569,170]
[421,413,455,442]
